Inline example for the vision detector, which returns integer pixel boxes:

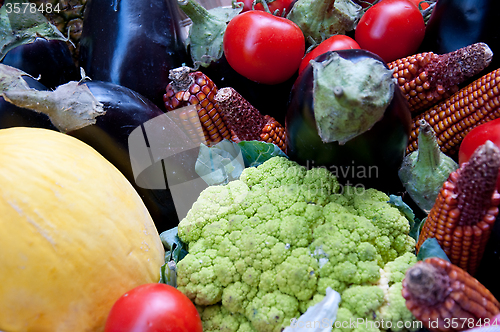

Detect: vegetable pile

[3,0,500,331]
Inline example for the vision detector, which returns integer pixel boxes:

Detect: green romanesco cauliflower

[177,156,418,332]
[333,252,419,332]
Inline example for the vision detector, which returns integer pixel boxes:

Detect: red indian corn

[388,42,492,114]
[214,87,287,154]
[402,257,500,332]
[416,141,500,276]
[406,68,500,155]
[164,66,231,145]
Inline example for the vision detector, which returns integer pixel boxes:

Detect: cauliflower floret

[245,291,300,332]
[275,248,319,301]
[341,285,385,318]
[197,304,257,332]
[376,283,417,332]
[177,157,418,332]
[374,252,418,332]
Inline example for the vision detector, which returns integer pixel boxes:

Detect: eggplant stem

[416,119,441,172]
[333,87,344,97]
[178,0,216,23]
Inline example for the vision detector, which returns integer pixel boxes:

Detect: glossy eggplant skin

[420,0,500,73]
[1,38,79,90]
[69,81,184,232]
[201,54,296,125]
[285,50,412,194]
[0,76,57,130]
[79,0,190,110]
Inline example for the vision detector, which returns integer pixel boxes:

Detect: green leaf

[159,261,177,287]
[409,217,424,241]
[194,140,245,186]
[416,237,450,262]
[388,194,415,223]
[179,0,242,67]
[286,0,362,45]
[160,227,188,264]
[194,140,287,186]
[0,0,67,61]
[237,140,288,167]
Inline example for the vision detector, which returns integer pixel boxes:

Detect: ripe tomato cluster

[223,0,426,85]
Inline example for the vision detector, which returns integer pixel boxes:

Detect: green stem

[415,119,441,172]
[178,0,216,23]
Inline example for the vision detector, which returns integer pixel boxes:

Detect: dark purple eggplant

[0,1,79,89]
[285,49,412,194]
[0,70,57,130]
[1,38,79,89]
[79,0,191,110]
[2,77,205,232]
[419,0,500,76]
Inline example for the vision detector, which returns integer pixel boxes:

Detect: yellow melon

[0,127,165,332]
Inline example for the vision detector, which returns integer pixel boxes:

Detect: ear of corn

[402,257,500,332]
[163,67,231,146]
[214,87,287,154]
[406,68,500,155]
[388,42,493,114]
[416,141,500,276]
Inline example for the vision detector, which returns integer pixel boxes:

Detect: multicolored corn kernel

[214,87,287,153]
[406,68,500,155]
[402,257,500,332]
[416,141,500,275]
[388,42,493,113]
[163,67,231,145]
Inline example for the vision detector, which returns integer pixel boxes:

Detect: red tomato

[458,119,500,190]
[241,0,296,15]
[409,0,429,9]
[298,35,360,76]
[223,11,305,85]
[355,0,425,62]
[354,0,428,10]
[104,283,203,332]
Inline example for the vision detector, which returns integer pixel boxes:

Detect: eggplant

[285,50,412,194]
[79,0,191,110]
[1,38,79,90]
[0,0,79,89]
[419,0,500,74]
[0,73,57,130]
[2,74,205,232]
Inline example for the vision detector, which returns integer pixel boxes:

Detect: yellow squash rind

[0,127,165,332]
